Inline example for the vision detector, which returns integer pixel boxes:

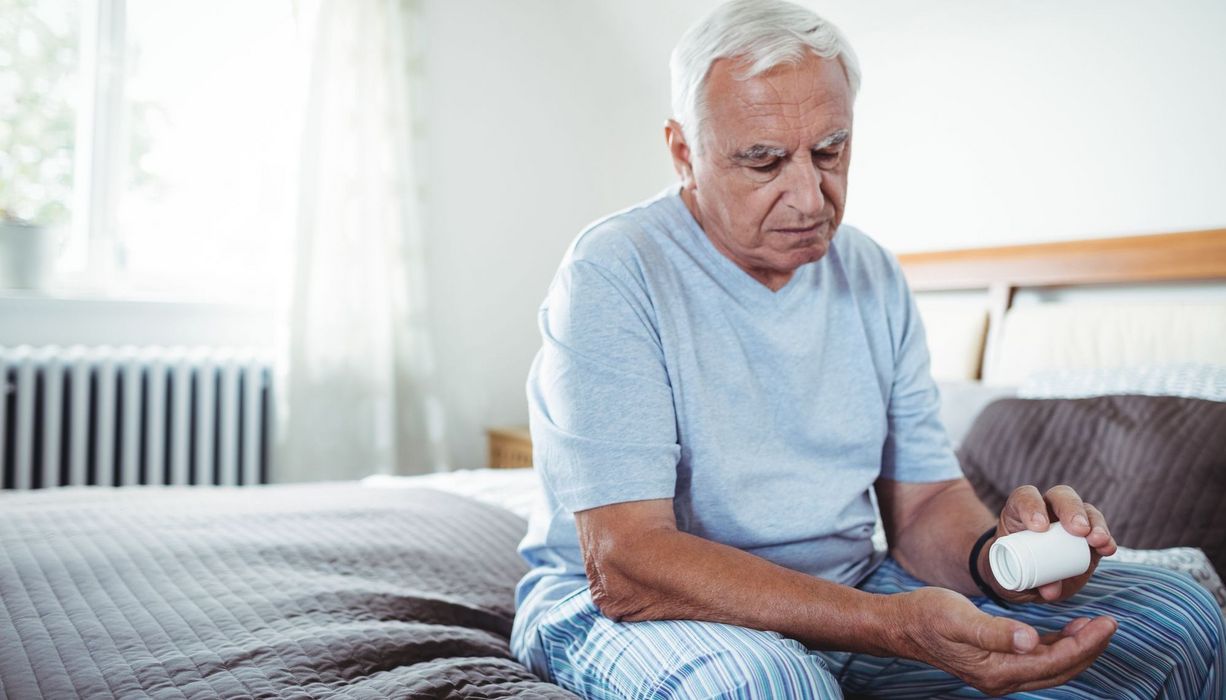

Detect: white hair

[669,0,861,153]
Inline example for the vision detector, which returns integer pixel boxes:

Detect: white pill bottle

[989,522,1091,592]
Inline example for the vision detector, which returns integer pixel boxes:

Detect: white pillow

[936,380,1017,448]
[1018,363,1226,402]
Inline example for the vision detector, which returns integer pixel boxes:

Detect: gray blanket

[0,484,577,699]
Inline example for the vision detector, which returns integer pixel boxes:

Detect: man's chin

[786,237,831,265]
[759,247,828,281]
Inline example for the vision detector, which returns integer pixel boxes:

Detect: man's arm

[875,477,1119,603]
[875,477,996,595]
[578,496,1117,696]
[578,498,899,656]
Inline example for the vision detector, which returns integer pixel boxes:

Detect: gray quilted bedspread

[0,484,578,699]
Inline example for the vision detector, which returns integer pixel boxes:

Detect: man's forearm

[588,524,905,657]
[882,479,997,595]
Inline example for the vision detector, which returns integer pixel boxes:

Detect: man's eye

[750,161,780,173]
[814,149,842,165]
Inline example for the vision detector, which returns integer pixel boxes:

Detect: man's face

[673,52,853,290]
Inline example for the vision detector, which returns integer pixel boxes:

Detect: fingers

[1003,485,1049,533]
[964,608,1039,654]
[1037,579,1063,601]
[1064,617,1091,635]
[990,616,1118,693]
[1037,617,1090,645]
[1015,617,1118,690]
[1004,484,1114,546]
[996,485,1117,604]
[1084,503,1117,555]
[1044,485,1090,536]
[934,594,1117,696]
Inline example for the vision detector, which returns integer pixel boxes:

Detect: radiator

[0,346,274,490]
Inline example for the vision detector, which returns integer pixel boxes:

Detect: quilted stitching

[0,485,578,699]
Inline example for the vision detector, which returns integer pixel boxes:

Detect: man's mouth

[774,221,825,235]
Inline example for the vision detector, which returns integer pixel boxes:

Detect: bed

[2,229,1224,698]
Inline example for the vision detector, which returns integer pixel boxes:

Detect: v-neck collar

[666,188,816,308]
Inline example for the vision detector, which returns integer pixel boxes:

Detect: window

[2,0,302,304]
[0,0,79,227]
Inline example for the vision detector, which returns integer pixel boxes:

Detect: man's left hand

[979,484,1118,603]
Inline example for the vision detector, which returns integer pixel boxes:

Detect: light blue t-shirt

[513,187,961,637]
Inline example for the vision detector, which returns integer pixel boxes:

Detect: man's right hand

[890,586,1117,696]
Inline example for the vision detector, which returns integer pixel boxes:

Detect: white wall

[836,0,1226,251]
[414,0,1226,469]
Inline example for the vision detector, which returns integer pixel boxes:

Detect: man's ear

[664,119,696,190]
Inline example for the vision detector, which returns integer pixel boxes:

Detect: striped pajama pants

[512,558,1225,699]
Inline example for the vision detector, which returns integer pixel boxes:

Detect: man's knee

[1134,568,1223,649]
[1104,565,1224,690]
[649,629,841,699]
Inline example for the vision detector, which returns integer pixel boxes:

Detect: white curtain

[279,0,444,482]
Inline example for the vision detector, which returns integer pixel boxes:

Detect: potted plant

[0,213,63,290]
[0,1,79,291]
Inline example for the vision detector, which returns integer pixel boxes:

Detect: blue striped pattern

[513,558,1224,699]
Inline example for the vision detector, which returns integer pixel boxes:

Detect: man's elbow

[584,546,649,621]
[575,499,679,622]
[583,527,684,622]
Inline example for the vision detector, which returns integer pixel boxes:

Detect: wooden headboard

[896,228,1226,380]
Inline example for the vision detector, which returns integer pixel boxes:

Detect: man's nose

[782,160,825,218]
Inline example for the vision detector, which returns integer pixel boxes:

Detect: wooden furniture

[897,228,1226,380]
[486,426,533,468]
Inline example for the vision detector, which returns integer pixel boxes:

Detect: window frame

[70,0,127,293]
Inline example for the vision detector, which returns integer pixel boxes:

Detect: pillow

[957,395,1226,580]
[937,380,1017,448]
[915,300,988,381]
[1019,363,1226,402]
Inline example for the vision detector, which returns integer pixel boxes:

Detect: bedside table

[486,426,533,468]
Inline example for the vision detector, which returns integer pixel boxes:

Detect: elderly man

[510,1,1225,697]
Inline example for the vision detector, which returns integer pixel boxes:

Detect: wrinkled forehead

[703,53,853,150]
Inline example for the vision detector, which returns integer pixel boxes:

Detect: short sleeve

[527,258,681,512]
[878,258,963,482]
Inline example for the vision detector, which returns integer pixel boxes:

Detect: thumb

[969,612,1038,654]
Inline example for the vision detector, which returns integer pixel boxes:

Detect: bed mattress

[0,483,576,699]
